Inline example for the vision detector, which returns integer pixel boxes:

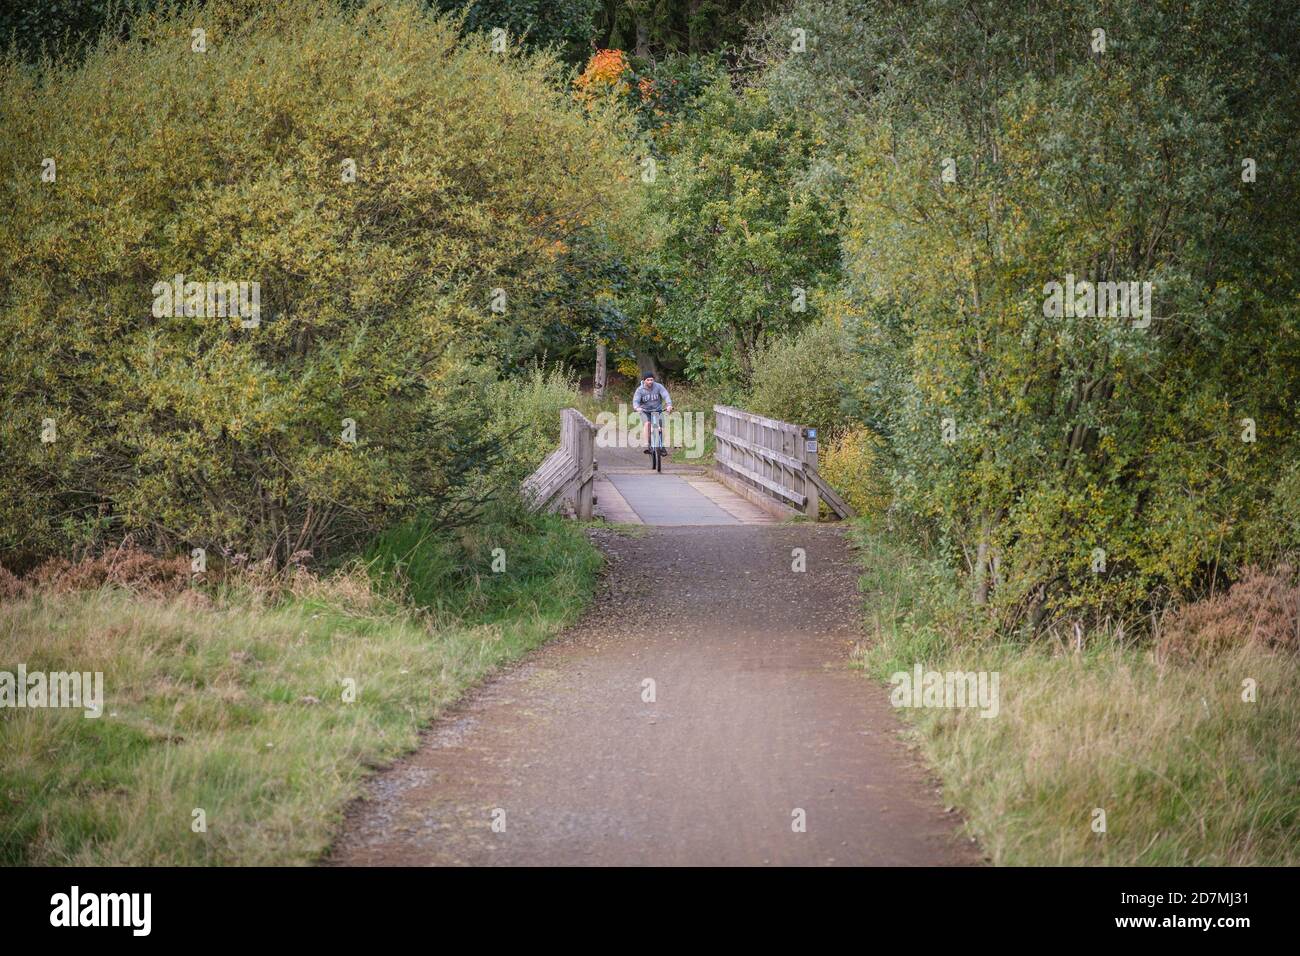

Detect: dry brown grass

[0,541,366,609]
[8,542,191,598]
[0,563,27,601]
[285,562,381,611]
[1158,564,1300,662]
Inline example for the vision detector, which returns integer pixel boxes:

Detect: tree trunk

[594,342,608,399]
[972,538,991,605]
[636,348,659,380]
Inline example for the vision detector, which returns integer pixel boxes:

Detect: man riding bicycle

[632,373,673,455]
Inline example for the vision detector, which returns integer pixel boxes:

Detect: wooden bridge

[523,406,853,526]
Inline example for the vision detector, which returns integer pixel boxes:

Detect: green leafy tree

[0,0,639,568]
[834,0,1300,627]
[645,82,841,381]
[430,0,601,65]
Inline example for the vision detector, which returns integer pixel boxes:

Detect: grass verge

[851,522,1300,865]
[0,510,601,865]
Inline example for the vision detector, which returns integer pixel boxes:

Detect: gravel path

[328,521,981,866]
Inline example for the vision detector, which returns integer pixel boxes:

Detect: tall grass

[0,512,601,865]
[485,362,584,480]
[365,502,603,624]
[851,522,1300,865]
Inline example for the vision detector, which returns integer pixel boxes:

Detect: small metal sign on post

[804,428,818,454]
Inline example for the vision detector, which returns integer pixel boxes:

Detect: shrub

[836,0,1300,627]
[817,426,889,518]
[746,318,855,436]
[0,0,637,568]
[484,362,582,482]
[0,0,160,62]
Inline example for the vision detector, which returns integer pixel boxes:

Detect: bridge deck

[593,438,776,526]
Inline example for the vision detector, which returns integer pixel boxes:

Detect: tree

[0,0,640,567]
[834,0,1300,627]
[645,81,841,382]
[594,0,780,60]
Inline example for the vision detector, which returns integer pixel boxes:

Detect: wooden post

[574,411,594,519]
[594,343,607,399]
[801,426,820,519]
[561,408,575,457]
[782,425,794,508]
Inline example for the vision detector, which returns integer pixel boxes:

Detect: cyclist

[632,373,673,455]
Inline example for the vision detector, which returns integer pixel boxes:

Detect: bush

[817,426,889,518]
[483,362,582,482]
[0,0,160,62]
[0,0,637,569]
[835,0,1300,627]
[746,318,855,436]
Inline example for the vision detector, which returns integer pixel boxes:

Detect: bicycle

[647,410,667,473]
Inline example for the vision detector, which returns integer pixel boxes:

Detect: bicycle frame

[647,411,666,472]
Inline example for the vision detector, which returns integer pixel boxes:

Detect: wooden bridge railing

[712,405,854,520]
[521,407,596,518]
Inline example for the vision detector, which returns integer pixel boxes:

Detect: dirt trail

[329,521,981,866]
